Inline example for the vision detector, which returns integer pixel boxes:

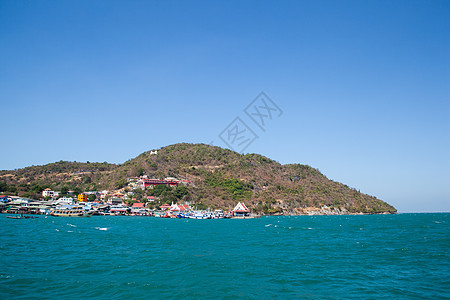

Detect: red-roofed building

[138,177,181,189]
[170,204,190,212]
[111,192,124,198]
[232,202,250,217]
[160,203,171,210]
[131,202,148,215]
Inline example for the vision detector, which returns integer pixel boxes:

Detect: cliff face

[0,143,397,214]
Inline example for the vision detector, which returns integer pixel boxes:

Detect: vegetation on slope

[0,143,397,214]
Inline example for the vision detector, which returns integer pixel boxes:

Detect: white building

[53,197,73,206]
[42,189,60,199]
[42,188,54,198]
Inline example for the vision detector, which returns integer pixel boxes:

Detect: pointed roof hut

[232,202,250,216]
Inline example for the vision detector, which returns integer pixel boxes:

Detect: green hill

[0,143,396,214]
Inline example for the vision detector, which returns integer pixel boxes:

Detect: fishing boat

[176,213,189,218]
[6,215,23,219]
[51,206,92,217]
[6,214,38,219]
[189,211,207,219]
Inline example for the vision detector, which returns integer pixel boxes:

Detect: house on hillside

[42,189,60,200]
[127,177,139,182]
[165,177,181,187]
[100,190,108,200]
[108,197,124,205]
[42,188,53,198]
[135,177,182,189]
[111,192,124,198]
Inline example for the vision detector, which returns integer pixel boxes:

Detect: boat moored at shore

[50,206,92,217]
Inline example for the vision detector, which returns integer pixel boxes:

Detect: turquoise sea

[1,213,449,299]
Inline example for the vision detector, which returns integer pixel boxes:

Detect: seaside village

[0,175,257,219]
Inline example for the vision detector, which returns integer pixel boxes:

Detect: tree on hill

[0,181,8,192]
[60,186,69,195]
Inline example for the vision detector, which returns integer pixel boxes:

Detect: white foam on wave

[67,224,77,227]
[265,224,272,227]
[95,227,108,231]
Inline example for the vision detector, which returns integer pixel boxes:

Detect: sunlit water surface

[1,213,448,299]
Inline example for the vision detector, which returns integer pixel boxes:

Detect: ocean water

[1,213,449,299]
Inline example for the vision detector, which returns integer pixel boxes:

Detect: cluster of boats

[157,210,230,219]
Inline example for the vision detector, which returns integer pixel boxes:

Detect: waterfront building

[160,203,171,210]
[109,204,129,215]
[170,203,190,213]
[232,202,250,217]
[131,202,148,215]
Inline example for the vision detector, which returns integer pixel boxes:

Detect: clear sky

[1,0,449,212]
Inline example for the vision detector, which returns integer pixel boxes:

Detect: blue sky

[1,0,449,212]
